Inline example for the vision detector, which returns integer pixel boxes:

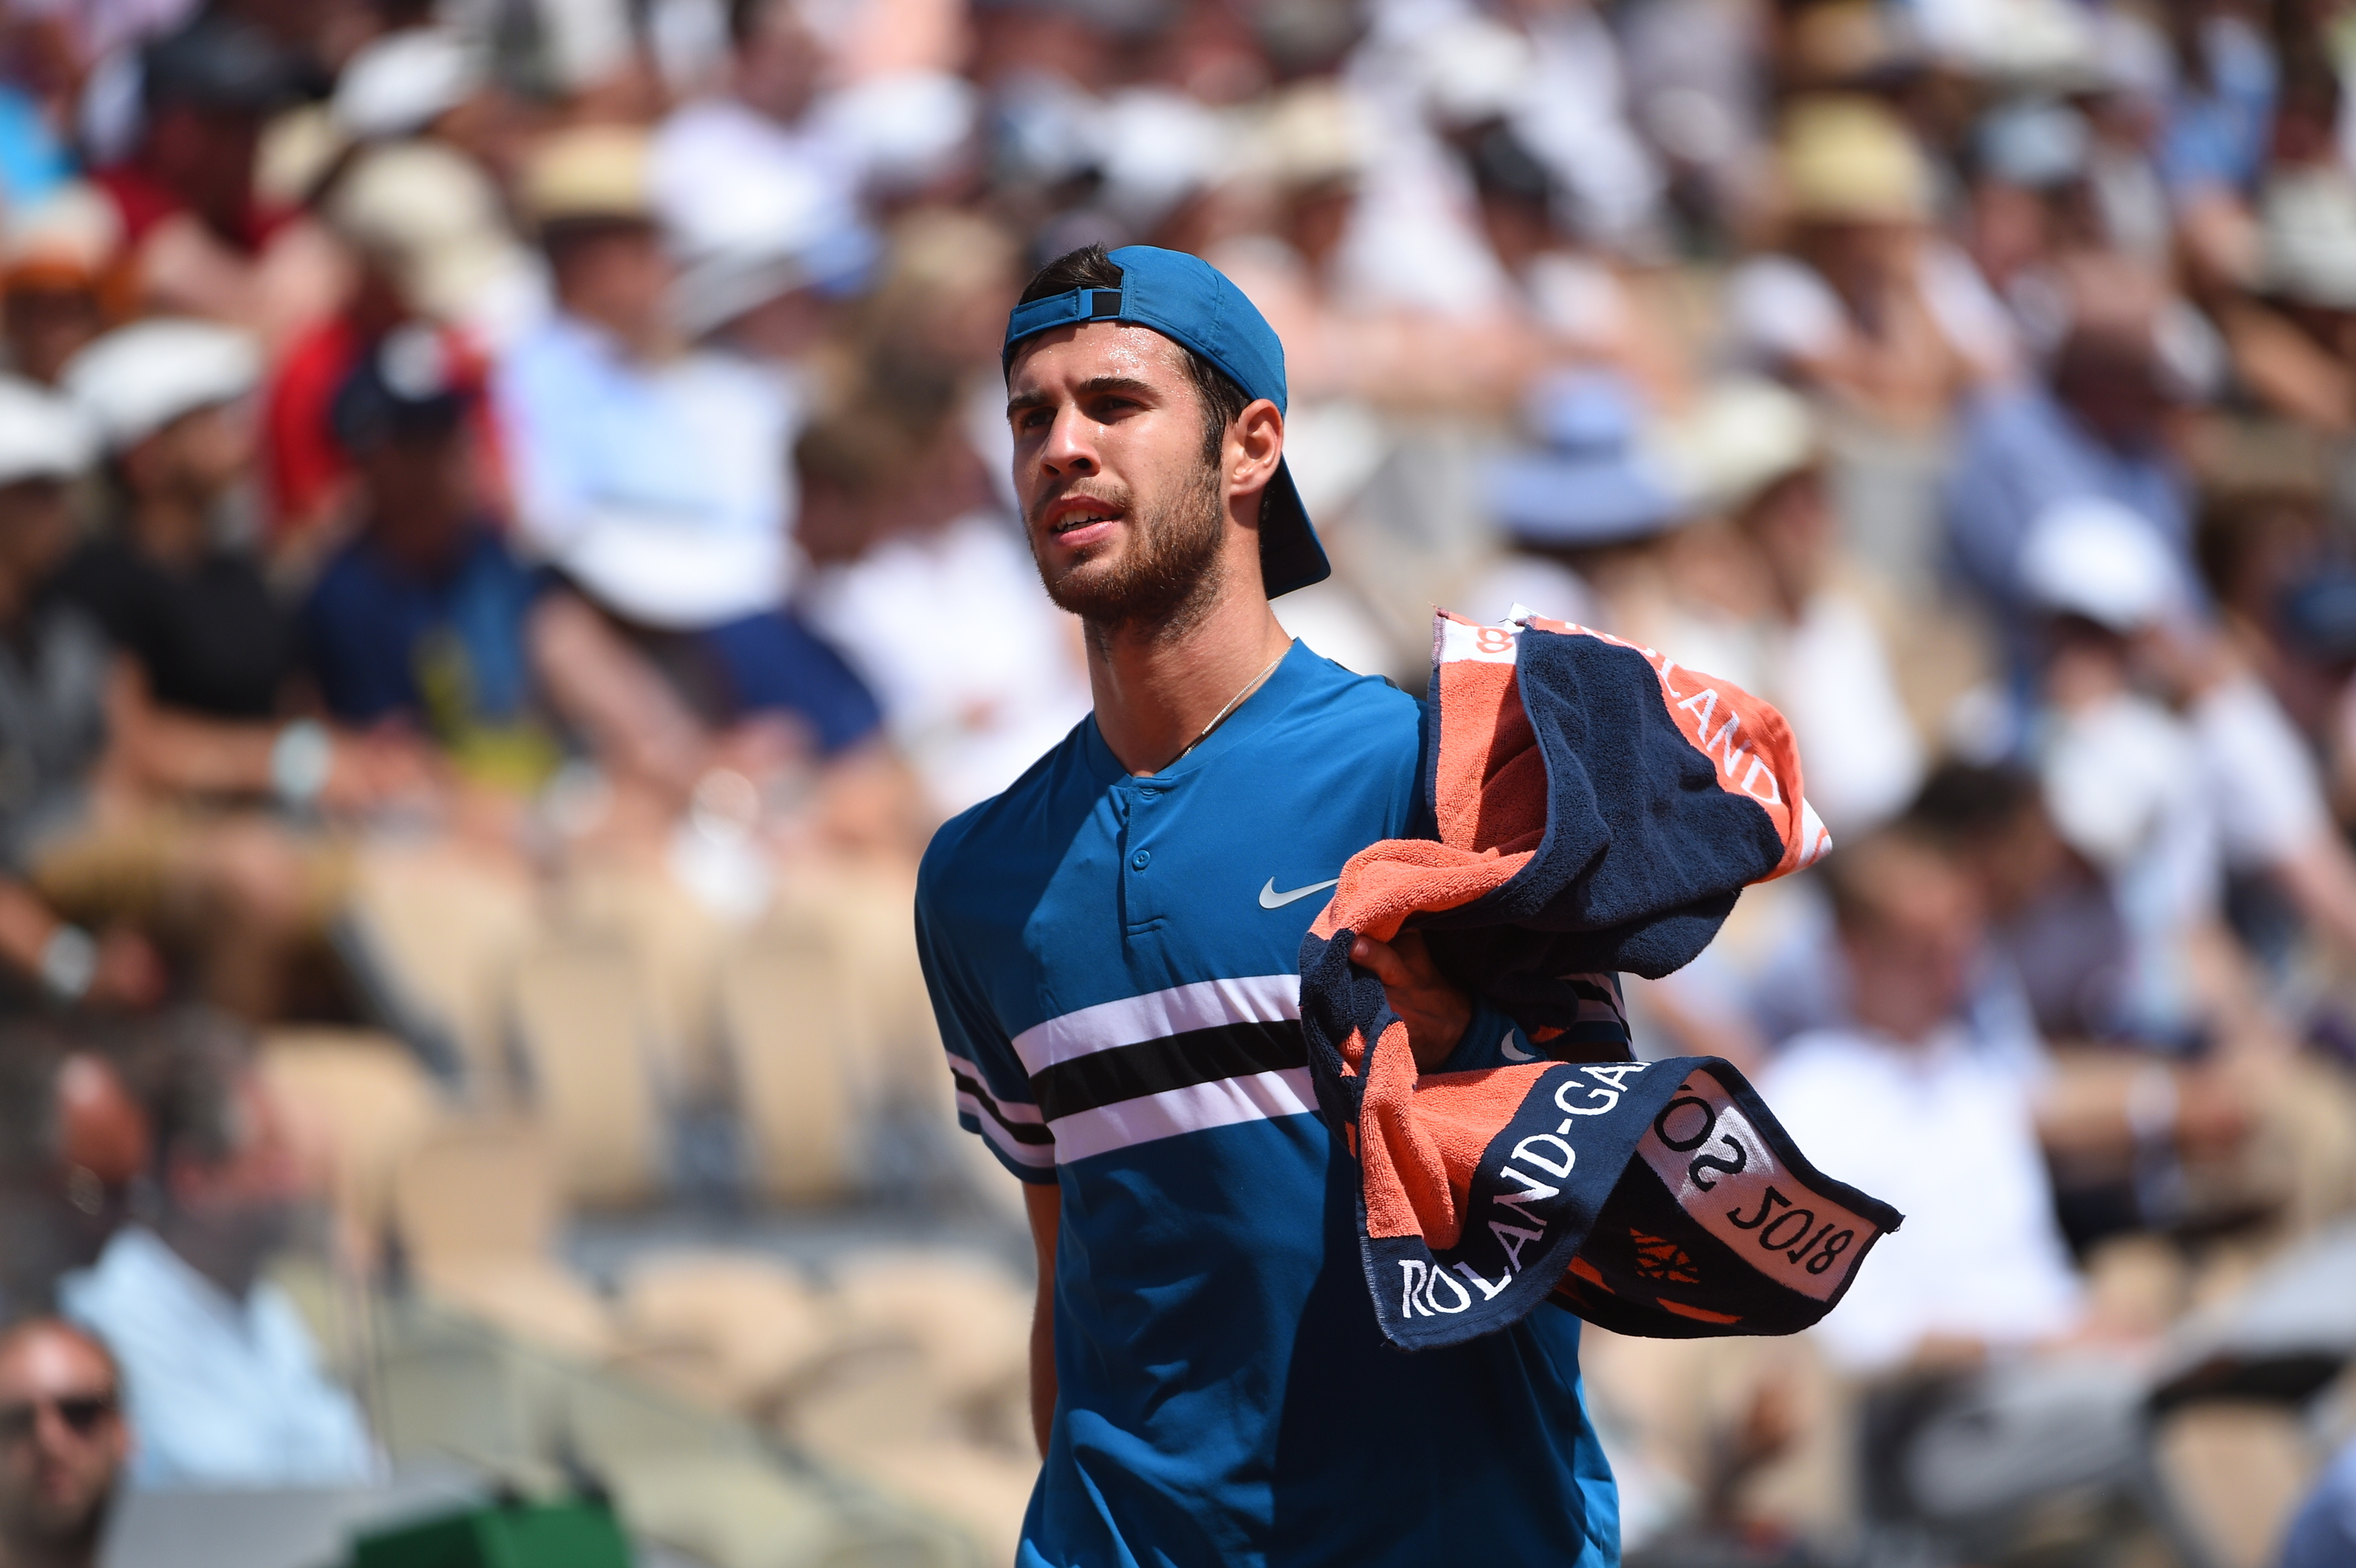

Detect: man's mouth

[1043,502,1124,546]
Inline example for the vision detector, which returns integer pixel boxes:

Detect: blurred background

[0,0,2353,1564]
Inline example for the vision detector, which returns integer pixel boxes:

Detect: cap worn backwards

[1001,245,1330,599]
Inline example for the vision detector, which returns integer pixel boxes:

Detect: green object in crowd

[351,1497,633,1568]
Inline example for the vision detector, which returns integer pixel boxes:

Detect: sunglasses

[0,1394,117,1443]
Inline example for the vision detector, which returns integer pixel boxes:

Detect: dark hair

[1814,827,1959,935]
[1015,245,1254,470]
[1903,761,2041,846]
[148,1012,255,1174]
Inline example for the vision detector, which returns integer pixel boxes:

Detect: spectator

[1463,370,1668,630]
[1943,261,2192,667]
[1726,96,2015,430]
[2018,499,2356,1029]
[58,318,427,817]
[89,14,341,351]
[302,325,555,790]
[1760,829,2087,1372]
[265,139,534,553]
[0,377,163,1012]
[0,1318,128,1568]
[493,125,887,769]
[0,1040,150,1323]
[61,1018,373,1490]
[794,400,1092,817]
[59,318,287,732]
[1653,378,1927,832]
[651,0,969,273]
[1,187,123,389]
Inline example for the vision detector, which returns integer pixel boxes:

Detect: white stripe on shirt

[958,1091,1059,1168]
[1047,1066,1319,1165]
[1008,974,1301,1076]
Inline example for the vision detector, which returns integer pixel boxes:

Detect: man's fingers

[1350,934,1414,986]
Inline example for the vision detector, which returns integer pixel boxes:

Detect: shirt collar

[1081,638,1319,786]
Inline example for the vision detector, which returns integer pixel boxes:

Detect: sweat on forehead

[1005,320,1193,391]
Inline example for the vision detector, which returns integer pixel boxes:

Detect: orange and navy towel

[1297,609,1900,1349]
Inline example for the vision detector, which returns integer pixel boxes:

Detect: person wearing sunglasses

[0,1318,126,1568]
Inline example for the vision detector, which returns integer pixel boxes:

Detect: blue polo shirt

[915,641,1618,1568]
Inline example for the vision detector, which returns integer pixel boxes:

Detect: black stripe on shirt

[1029,1019,1307,1121]
[953,1069,1055,1146]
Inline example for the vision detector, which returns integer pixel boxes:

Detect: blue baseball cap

[1001,245,1331,598]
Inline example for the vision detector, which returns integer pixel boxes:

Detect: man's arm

[1025,1181,1060,1459]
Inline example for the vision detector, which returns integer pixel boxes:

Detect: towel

[1299,610,1901,1350]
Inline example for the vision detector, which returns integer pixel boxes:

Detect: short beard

[1032,459,1227,638]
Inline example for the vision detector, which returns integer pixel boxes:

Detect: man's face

[126,400,254,510]
[361,423,476,567]
[0,478,74,592]
[146,105,261,233]
[0,1326,126,1552]
[550,225,674,348]
[1006,323,1231,627]
[171,1076,307,1269]
[3,285,102,388]
[1842,864,1982,1043]
[735,2,825,124]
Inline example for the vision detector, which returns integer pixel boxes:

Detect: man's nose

[1038,404,1098,475]
[32,1405,73,1450]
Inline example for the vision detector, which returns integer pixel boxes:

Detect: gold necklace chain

[1169,645,1289,766]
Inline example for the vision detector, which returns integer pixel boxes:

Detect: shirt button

[1130,850,1151,870]
[1137,788,1158,800]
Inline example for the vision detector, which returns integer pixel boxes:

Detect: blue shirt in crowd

[61,1227,373,1490]
[915,641,1617,1568]
[302,522,543,733]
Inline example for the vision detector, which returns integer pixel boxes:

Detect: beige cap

[1655,379,1820,516]
[2,183,124,287]
[1246,82,1369,190]
[519,123,655,228]
[330,141,533,327]
[1780,96,1932,224]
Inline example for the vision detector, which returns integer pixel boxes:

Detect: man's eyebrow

[1006,375,1163,419]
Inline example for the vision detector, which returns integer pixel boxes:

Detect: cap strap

[1003,285,1133,369]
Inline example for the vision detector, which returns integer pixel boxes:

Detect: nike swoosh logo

[1499,1035,1539,1063]
[1259,876,1341,909]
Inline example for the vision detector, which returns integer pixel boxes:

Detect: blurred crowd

[1,0,2355,1562]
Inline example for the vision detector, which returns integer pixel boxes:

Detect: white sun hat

[0,377,95,485]
[2018,495,2186,632]
[61,318,261,452]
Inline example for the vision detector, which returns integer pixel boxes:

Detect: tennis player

[915,244,1617,1566]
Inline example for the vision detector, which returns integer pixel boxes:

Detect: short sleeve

[1724,255,1847,367]
[914,878,1059,1185]
[2194,676,2329,870]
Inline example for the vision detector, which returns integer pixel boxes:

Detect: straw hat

[519,124,655,228]
[1780,96,1933,223]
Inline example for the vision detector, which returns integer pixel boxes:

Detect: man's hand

[1349,930,1472,1070]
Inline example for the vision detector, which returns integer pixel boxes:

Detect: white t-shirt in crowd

[801,512,1092,816]
[1761,1024,2083,1373]
[2190,674,2331,872]
[1725,246,2019,382]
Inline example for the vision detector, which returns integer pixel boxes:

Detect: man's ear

[1230,398,1284,497]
